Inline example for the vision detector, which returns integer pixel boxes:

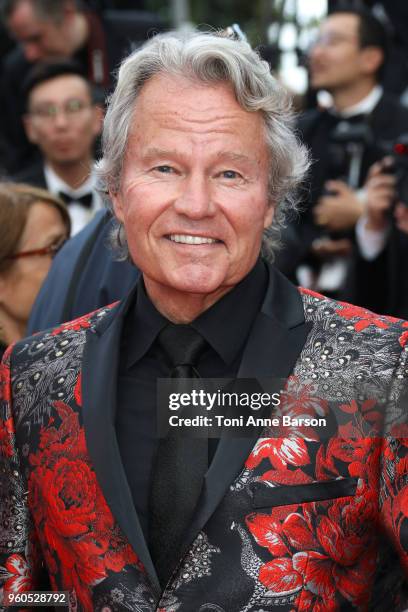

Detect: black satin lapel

[82,308,160,593]
[184,269,312,551]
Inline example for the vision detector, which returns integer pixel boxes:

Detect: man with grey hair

[1,30,408,611]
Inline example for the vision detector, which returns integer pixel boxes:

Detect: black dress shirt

[116,259,268,540]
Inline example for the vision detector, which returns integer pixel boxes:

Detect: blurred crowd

[1,0,408,354]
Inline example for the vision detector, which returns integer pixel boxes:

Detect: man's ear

[263,203,275,229]
[360,46,384,77]
[92,104,104,137]
[23,114,38,144]
[110,190,125,224]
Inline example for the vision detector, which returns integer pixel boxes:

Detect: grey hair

[96,29,310,261]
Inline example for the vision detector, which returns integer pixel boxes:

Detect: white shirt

[355,213,389,261]
[337,85,383,118]
[44,164,103,236]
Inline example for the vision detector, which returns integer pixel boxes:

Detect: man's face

[112,74,273,306]
[25,74,102,165]
[309,14,372,92]
[7,0,71,61]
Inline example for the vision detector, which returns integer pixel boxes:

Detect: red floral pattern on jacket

[0,308,146,612]
[239,285,408,609]
[28,400,139,610]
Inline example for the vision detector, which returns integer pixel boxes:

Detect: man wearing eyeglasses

[0,0,163,175]
[13,60,104,235]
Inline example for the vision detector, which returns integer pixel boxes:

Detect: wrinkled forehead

[131,72,265,133]
[126,74,268,160]
[134,72,238,109]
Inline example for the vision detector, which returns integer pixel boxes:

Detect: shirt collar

[124,280,168,369]
[192,258,268,364]
[44,163,98,199]
[124,258,268,369]
[334,85,383,118]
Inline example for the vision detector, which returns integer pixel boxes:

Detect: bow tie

[324,110,369,126]
[58,191,93,209]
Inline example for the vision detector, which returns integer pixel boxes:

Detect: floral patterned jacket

[1,267,408,612]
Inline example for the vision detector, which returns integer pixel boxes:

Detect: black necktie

[57,191,93,208]
[149,324,208,589]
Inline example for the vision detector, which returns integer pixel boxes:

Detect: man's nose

[174,174,215,219]
[309,38,326,60]
[53,109,70,128]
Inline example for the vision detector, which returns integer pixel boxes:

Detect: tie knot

[157,324,207,372]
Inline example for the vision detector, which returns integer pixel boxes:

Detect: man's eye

[221,170,240,179]
[154,165,174,173]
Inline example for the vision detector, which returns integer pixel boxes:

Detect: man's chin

[309,75,330,90]
[166,275,227,297]
[145,267,231,298]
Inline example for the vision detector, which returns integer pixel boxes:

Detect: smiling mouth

[166,234,221,245]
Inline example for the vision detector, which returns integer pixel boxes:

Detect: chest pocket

[251,476,358,509]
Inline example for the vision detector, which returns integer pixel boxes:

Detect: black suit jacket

[349,224,408,319]
[11,161,47,189]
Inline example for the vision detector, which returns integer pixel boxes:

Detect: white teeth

[169,234,217,245]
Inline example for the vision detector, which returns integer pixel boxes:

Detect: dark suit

[350,225,408,319]
[1,264,408,610]
[11,161,47,189]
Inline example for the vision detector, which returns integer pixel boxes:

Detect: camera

[384,134,408,205]
[327,120,373,189]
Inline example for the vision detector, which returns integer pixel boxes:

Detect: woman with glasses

[0,183,70,357]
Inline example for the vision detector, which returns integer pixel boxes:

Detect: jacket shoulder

[2,46,28,77]
[11,161,46,188]
[375,92,408,117]
[10,302,119,365]
[298,286,408,348]
[296,108,321,136]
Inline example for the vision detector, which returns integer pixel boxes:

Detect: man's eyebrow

[140,148,258,167]
[141,147,179,161]
[214,151,258,167]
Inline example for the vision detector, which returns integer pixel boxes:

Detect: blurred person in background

[0,183,70,356]
[352,157,408,318]
[0,0,163,173]
[13,60,104,235]
[28,208,139,333]
[276,4,408,303]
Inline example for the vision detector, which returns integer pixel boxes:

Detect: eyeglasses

[29,99,92,121]
[7,237,68,260]
[311,32,358,49]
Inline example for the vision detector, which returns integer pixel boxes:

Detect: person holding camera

[276,5,408,300]
[352,157,408,317]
